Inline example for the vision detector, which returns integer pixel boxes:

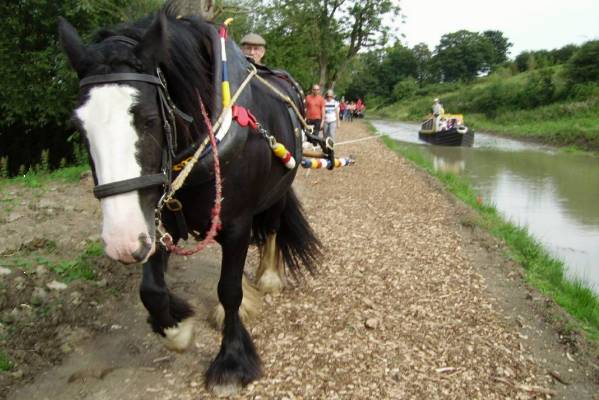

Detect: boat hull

[418,127,474,147]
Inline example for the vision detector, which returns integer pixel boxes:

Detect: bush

[519,69,556,108]
[392,78,418,101]
[364,95,390,111]
[471,81,517,118]
[566,82,599,101]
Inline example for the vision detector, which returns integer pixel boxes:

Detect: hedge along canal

[371,121,599,343]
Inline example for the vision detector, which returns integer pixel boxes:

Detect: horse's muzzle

[104,233,155,264]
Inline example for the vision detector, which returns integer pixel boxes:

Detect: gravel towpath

[6,121,598,399]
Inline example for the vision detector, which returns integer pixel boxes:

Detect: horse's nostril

[132,234,152,262]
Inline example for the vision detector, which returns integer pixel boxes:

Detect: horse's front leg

[139,247,195,352]
[206,220,262,395]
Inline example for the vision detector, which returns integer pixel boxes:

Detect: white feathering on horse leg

[209,382,242,397]
[161,318,195,352]
[211,276,262,331]
[256,233,285,293]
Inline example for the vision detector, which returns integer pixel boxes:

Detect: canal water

[371,120,599,293]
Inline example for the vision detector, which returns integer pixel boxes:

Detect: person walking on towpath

[305,84,325,139]
[323,89,340,141]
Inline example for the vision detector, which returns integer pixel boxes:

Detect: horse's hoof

[205,355,261,396]
[257,270,285,294]
[161,318,194,352]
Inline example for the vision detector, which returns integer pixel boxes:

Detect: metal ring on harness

[165,198,183,212]
[268,136,277,148]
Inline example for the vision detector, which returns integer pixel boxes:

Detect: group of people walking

[305,85,340,141]
[239,32,364,142]
[339,99,365,122]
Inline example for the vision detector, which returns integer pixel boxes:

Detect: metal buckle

[155,219,173,247]
[325,137,335,151]
[156,67,167,88]
[159,232,173,247]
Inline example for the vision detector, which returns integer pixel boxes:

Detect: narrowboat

[418,114,474,147]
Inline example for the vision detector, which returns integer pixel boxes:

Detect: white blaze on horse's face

[76,85,155,264]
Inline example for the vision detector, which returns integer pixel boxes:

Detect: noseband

[78,36,193,200]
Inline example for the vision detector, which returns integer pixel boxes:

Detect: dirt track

[2,121,599,399]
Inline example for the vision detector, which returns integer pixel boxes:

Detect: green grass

[0,164,89,189]
[1,241,100,283]
[370,124,599,344]
[0,350,13,372]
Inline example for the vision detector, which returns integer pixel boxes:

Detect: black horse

[58,4,320,394]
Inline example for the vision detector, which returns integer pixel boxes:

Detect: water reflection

[431,146,466,175]
[371,120,599,293]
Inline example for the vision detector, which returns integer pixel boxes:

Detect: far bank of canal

[371,120,599,295]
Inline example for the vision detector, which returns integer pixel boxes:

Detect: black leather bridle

[78,36,193,200]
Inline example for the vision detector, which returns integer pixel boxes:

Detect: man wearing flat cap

[240,33,266,65]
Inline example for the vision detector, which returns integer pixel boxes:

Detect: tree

[412,42,433,86]
[566,40,599,84]
[550,44,578,64]
[481,30,512,67]
[343,51,383,100]
[262,0,400,89]
[0,0,161,175]
[433,30,495,82]
[514,51,532,72]
[376,43,418,97]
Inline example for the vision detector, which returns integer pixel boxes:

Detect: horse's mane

[91,3,216,147]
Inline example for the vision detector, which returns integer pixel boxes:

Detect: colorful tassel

[301,157,354,169]
[272,143,296,169]
[219,18,234,108]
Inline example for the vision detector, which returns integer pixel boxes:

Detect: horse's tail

[276,188,322,275]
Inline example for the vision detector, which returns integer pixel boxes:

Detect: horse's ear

[135,11,169,66]
[58,17,86,74]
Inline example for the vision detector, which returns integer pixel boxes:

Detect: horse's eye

[143,117,160,130]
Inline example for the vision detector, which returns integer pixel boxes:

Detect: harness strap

[80,73,194,123]
[80,73,163,87]
[93,173,168,199]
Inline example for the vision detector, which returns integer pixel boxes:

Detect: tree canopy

[256,0,400,88]
[566,40,599,84]
[433,30,510,82]
[0,0,161,174]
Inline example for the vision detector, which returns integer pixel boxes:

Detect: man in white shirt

[323,89,340,140]
[432,98,445,131]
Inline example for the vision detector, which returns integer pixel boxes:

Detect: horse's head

[59,15,171,264]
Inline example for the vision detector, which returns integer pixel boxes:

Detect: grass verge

[2,241,101,283]
[367,122,599,345]
[0,350,13,372]
[0,164,89,189]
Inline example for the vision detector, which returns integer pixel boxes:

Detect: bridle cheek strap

[93,173,169,199]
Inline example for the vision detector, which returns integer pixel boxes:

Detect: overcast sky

[397,0,599,57]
